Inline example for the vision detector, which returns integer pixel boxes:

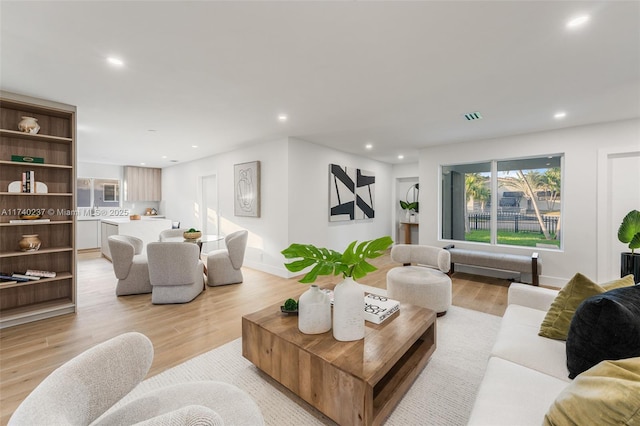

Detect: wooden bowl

[129,214,141,220]
[183,231,202,239]
[20,214,42,220]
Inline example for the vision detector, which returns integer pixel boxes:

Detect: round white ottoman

[387,266,452,316]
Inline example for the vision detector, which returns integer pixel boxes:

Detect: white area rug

[114,305,501,425]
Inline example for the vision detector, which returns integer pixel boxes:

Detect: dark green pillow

[538,274,634,340]
[566,285,640,379]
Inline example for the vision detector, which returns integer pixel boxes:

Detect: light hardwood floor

[0,251,509,424]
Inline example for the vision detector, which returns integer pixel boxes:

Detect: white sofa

[468,283,571,425]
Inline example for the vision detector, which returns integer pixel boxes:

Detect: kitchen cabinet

[0,91,77,328]
[124,166,161,201]
[77,219,100,250]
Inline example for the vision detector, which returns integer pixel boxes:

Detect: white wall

[162,138,290,277]
[419,118,640,287]
[162,137,393,278]
[287,138,393,252]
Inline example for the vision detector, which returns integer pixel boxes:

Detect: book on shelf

[26,269,57,278]
[0,273,29,283]
[9,218,51,223]
[21,170,35,193]
[0,277,18,285]
[364,293,400,324]
[11,273,41,281]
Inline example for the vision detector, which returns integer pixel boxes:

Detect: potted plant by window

[618,209,640,283]
[282,236,393,341]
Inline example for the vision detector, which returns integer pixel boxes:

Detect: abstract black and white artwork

[329,164,375,222]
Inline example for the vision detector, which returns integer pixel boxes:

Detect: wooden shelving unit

[0,91,77,328]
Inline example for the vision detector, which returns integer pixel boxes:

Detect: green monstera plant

[618,210,640,254]
[281,236,393,283]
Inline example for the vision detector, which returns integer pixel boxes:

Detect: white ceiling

[1,1,639,167]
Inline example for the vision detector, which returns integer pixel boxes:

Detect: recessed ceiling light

[278,114,288,122]
[398,155,404,160]
[566,15,590,29]
[107,57,124,67]
[365,143,373,150]
[554,112,567,119]
[192,145,198,148]
[140,162,146,166]
[162,155,167,159]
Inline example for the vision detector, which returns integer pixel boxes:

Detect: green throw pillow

[538,273,634,340]
[544,357,640,426]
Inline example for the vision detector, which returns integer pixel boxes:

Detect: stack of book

[21,170,36,193]
[0,270,57,285]
[364,293,400,324]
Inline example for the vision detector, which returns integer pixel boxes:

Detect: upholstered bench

[445,246,541,286]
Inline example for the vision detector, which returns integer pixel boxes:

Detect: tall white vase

[332,276,365,341]
[298,284,331,334]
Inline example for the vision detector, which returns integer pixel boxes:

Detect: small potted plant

[618,209,640,283]
[183,228,202,239]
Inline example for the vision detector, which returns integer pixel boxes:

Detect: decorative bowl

[130,214,141,220]
[20,214,42,220]
[183,231,202,239]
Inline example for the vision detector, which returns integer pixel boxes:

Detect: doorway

[201,174,220,253]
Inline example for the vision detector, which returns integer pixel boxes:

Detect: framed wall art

[329,163,375,222]
[234,161,260,217]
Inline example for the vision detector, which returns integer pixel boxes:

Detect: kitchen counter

[100,218,172,260]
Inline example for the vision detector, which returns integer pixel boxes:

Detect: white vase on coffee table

[332,276,365,341]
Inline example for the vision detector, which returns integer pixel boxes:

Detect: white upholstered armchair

[386,244,452,316]
[207,230,248,287]
[158,228,189,241]
[147,242,205,304]
[108,235,152,296]
[9,332,264,425]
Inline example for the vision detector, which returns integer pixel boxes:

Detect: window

[442,155,562,249]
[77,178,121,208]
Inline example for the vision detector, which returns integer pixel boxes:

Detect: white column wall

[287,138,393,254]
[162,138,290,277]
[419,118,640,287]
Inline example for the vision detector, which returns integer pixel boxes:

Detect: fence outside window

[467,212,558,235]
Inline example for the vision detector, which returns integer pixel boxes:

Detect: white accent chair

[159,228,189,241]
[207,230,248,286]
[386,244,452,316]
[108,235,152,296]
[147,242,205,304]
[9,332,264,425]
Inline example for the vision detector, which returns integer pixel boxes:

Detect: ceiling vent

[463,111,483,121]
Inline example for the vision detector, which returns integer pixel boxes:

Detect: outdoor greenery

[465,230,560,247]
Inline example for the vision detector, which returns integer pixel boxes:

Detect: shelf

[0,160,72,169]
[0,298,75,329]
[1,91,77,328]
[0,192,73,196]
[0,221,73,227]
[0,129,73,144]
[0,272,73,289]
[0,246,73,258]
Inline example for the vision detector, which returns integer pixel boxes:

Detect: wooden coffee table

[242,301,436,425]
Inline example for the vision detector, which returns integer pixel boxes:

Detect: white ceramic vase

[18,116,40,134]
[332,276,365,341]
[298,284,331,334]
